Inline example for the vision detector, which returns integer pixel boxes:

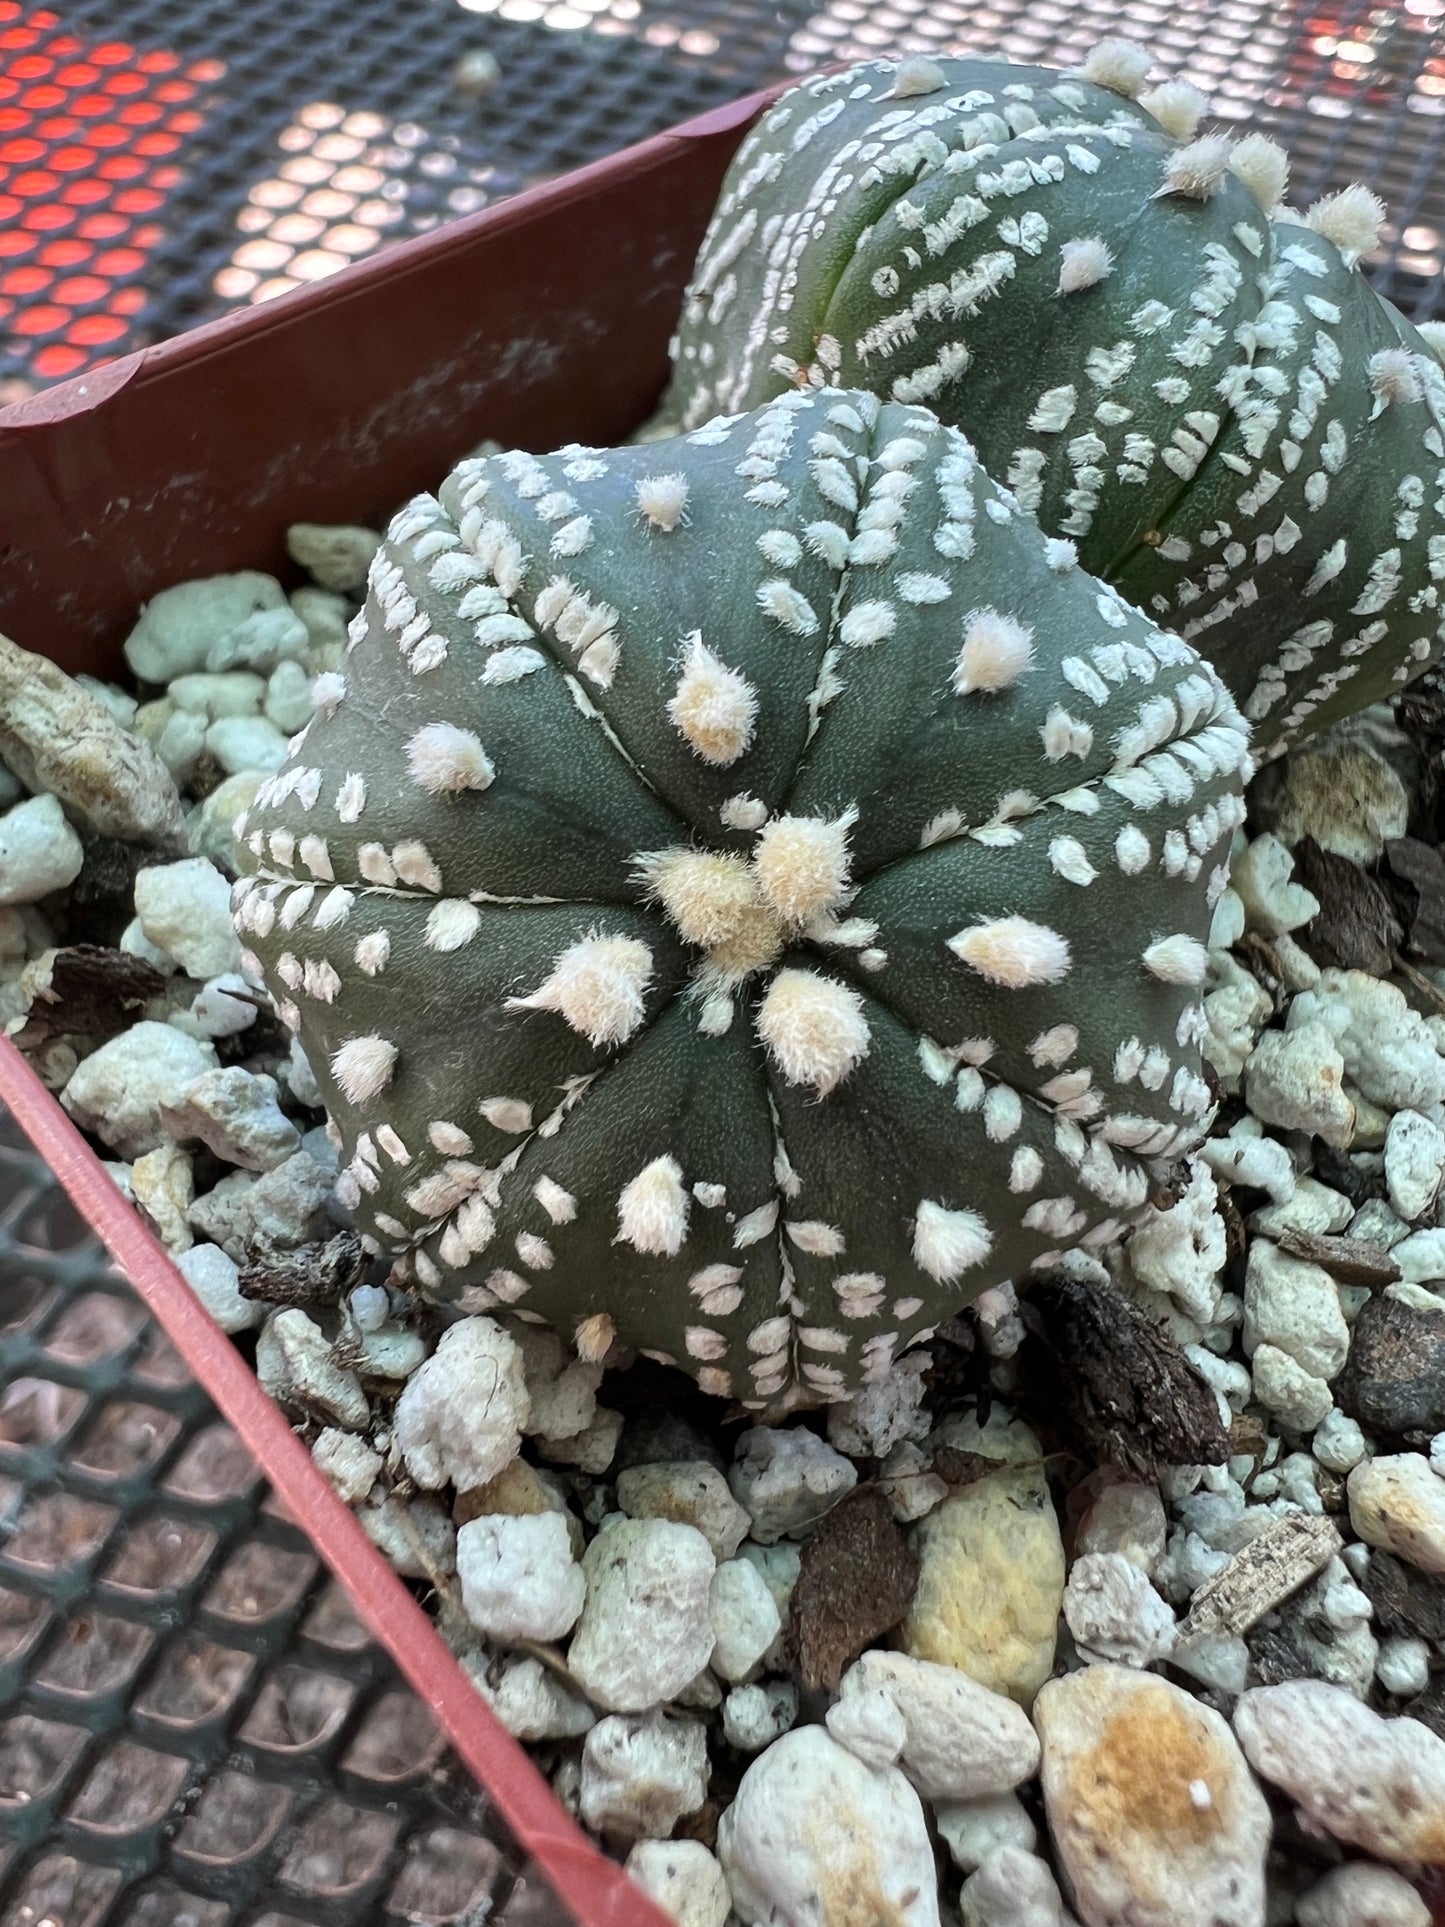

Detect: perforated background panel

[0,1108,576,1927]
[2,0,1445,392]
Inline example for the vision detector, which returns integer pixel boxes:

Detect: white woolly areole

[1417,320,1445,365]
[331,1034,398,1105]
[534,1176,577,1224]
[1305,183,1386,265]
[1141,933,1211,985]
[311,671,346,716]
[1228,131,1289,211]
[1368,347,1424,407]
[886,55,946,98]
[1138,78,1208,142]
[405,721,495,794]
[637,847,783,974]
[757,968,871,1097]
[616,1154,690,1256]
[636,472,690,531]
[667,634,759,766]
[912,1199,993,1284]
[425,899,482,951]
[507,932,653,1047]
[1057,235,1114,295]
[752,811,854,926]
[1081,36,1151,97]
[1159,134,1234,201]
[575,1312,616,1363]
[953,609,1035,695]
[355,930,390,975]
[948,916,1072,988]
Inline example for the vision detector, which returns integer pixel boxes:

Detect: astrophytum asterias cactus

[231,386,1251,1407]
[664,45,1445,755]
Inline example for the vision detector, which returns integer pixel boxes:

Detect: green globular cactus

[663,44,1445,756]
[231,386,1251,1407]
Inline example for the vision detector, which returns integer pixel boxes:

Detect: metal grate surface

[3,0,1445,391]
[0,1104,576,1927]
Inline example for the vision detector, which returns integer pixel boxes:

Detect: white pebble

[615,1460,751,1560]
[934,1792,1037,1874]
[722,1680,798,1752]
[1296,1861,1432,1927]
[60,1021,218,1159]
[204,713,291,775]
[135,857,242,980]
[394,1317,529,1491]
[838,1649,1039,1801]
[1375,1634,1431,1699]
[124,572,287,682]
[728,1425,857,1543]
[0,794,84,905]
[960,1846,1067,1927]
[579,1709,709,1841]
[467,1652,594,1741]
[1243,1239,1350,1381]
[173,1241,262,1334]
[568,1518,716,1711]
[1063,1552,1177,1666]
[1235,1679,1445,1862]
[457,1510,585,1643]
[1313,1408,1369,1474]
[311,1426,382,1503]
[825,1685,908,1771]
[709,1557,782,1681]
[255,1307,368,1429]
[718,1726,939,1927]
[626,1840,732,1927]
[1385,1108,1445,1222]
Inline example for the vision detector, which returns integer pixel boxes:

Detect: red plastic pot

[0,83,785,1927]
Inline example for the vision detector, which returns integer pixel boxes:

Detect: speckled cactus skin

[231,386,1251,1407]
[664,50,1445,755]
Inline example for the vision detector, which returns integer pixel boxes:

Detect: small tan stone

[1347,1453,1445,1574]
[902,1414,1063,1705]
[131,1140,194,1253]
[457,1458,556,1519]
[1037,1664,1271,1927]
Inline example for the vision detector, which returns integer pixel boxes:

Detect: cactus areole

[232,387,1251,1406]
[663,47,1445,755]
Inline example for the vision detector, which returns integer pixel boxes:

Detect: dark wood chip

[1336,1289,1445,1437]
[930,1445,1002,1490]
[9,943,167,1054]
[1384,836,1445,964]
[788,1485,919,1693]
[1178,1514,1341,1644]
[1274,1230,1401,1289]
[1292,836,1401,974]
[1403,1681,1445,1743]
[237,1230,370,1308]
[1017,1270,1229,1477]
[1359,1549,1445,1642]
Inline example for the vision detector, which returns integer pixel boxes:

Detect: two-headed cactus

[663,46,1445,755]
[232,387,1251,1405]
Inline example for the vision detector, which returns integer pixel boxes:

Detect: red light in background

[1,7,221,388]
